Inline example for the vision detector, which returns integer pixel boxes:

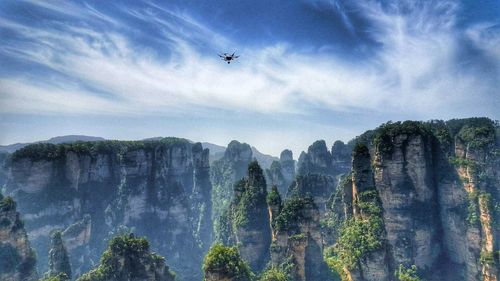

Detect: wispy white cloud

[0,0,498,122]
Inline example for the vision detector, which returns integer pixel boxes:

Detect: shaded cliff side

[265,149,296,197]
[5,138,212,280]
[0,193,38,281]
[297,140,351,179]
[217,161,272,273]
[45,231,72,280]
[211,140,253,234]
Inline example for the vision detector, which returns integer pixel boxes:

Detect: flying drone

[218,52,239,64]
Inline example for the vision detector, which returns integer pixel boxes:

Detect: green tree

[259,267,289,281]
[203,243,252,281]
[77,234,175,281]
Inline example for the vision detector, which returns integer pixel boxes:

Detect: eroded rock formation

[76,234,176,281]
[217,161,271,272]
[326,119,499,281]
[0,194,37,281]
[5,138,212,280]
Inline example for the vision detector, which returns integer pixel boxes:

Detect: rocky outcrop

[266,161,287,195]
[270,195,334,281]
[435,118,499,281]
[5,138,212,280]
[288,174,336,216]
[331,141,351,177]
[217,161,271,272]
[77,234,176,281]
[298,140,333,176]
[326,119,499,281]
[46,231,71,280]
[297,140,351,178]
[265,150,296,197]
[280,150,296,187]
[295,140,351,214]
[211,140,253,235]
[0,194,37,281]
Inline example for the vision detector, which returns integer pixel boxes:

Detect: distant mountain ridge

[0,135,106,153]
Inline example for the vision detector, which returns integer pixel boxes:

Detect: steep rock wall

[0,194,38,281]
[5,139,212,280]
[327,119,499,281]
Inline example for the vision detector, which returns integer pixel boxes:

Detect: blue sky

[0,0,499,155]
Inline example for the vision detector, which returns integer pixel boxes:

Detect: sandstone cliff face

[297,140,351,178]
[288,174,336,216]
[436,119,499,281]
[5,139,212,280]
[331,141,352,177]
[266,150,296,197]
[373,133,441,278]
[280,149,296,187]
[0,194,38,281]
[211,140,253,235]
[327,119,499,281]
[46,231,72,279]
[270,196,334,281]
[217,161,271,272]
[298,140,333,176]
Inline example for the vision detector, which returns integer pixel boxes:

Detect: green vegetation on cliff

[324,189,384,280]
[373,121,434,154]
[12,137,190,161]
[258,266,289,281]
[40,273,70,281]
[480,250,496,266]
[220,161,269,231]
[232,179,265,228]
[202,243,252,281]
[77,234,175,281]
[215,161,271,273]
[0,196,16,212]
[351,118,498,156]
[272,196,316,232]
[266,186,282,208]
[394,264,423,281]
[211,141,253,237]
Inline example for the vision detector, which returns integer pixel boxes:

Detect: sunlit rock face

[270,195,335,281]
[0,194,38,281]
[5,138,212,280]
[327,119,499,281]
